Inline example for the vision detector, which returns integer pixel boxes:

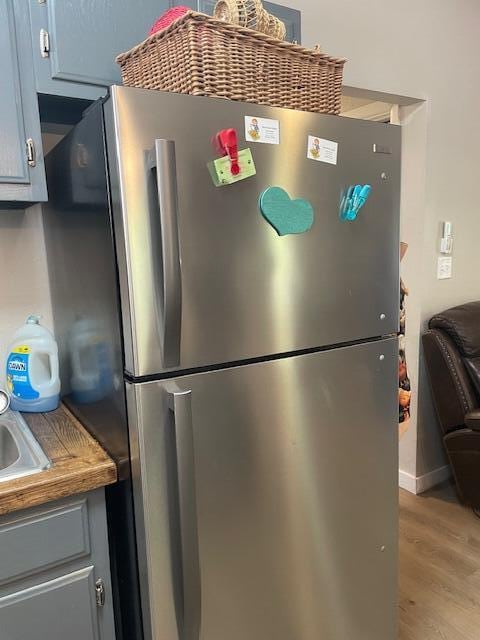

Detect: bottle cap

[26,315,41,325]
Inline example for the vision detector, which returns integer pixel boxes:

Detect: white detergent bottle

[5,315,60,412]
[68,316,113,404]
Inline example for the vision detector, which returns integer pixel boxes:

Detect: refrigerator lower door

[127,338,398,640]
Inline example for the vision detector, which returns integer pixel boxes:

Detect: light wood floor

[399,481,480,639]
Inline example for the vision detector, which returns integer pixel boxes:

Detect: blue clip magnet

[341,184,372,221]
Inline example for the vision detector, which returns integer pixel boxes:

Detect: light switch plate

[437,256,453,279]
[440,237,453,254]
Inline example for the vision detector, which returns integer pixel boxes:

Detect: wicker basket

[116,11,346,115]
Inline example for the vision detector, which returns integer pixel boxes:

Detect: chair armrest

[465,410,480,430]
[422,329,477,434]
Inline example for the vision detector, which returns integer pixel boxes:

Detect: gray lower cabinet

[0,567,100,640]
[27,0,168,99]
[0,0,46,203]
[0,490,115,640]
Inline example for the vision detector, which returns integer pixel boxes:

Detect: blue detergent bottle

[5,315,60,412]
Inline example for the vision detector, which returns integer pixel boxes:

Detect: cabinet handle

[95,578,106,607]
[167,386,201,640]
[26,139,36,168]
[39,29,50,57]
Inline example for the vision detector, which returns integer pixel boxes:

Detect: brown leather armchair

[423,301,480,509]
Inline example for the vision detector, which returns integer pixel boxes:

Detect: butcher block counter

[0,403,117,515]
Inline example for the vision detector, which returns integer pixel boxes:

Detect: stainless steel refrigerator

[44,86,400,640]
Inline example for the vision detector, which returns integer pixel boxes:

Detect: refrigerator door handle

[168,386,202,640]
[150,139,182,368]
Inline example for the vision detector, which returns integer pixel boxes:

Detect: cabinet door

[28,0,168,99]
[0,491,116,640]
[0,0,46,202]
[0,567,100,640]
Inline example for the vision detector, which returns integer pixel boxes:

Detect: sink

[0,424,19,470]
[0,411,51,482]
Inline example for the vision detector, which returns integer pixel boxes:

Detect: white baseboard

[399,469,417,493]
[416,465,451,494]
[399,465,451,495]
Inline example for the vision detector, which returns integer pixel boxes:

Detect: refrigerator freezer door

[105,87,401,377]
[127,338,398,640]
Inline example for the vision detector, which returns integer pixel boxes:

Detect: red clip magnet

[214,128,240,176]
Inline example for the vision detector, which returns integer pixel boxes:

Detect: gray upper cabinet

[2,0,299,204]
[0,0,46,203]
[28,0,168,99]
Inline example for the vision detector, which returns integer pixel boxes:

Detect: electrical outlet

[437,256,452,280]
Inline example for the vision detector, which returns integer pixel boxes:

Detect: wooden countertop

[0,404,117,516]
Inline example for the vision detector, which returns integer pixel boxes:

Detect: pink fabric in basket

[149,6,190,35]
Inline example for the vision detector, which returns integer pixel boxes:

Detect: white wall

[0,133,65,386]
[295,0,480,480]
[397,104,428,479]
[0,206,53,385]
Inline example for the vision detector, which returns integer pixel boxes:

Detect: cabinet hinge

[39,28,50,57]
[26,139,36,167]
[95,578,106,607]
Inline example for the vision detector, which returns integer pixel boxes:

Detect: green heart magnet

[259,187,314,236]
